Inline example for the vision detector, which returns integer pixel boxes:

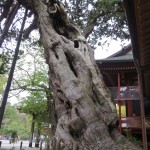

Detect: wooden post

[40,141,42,150]
[20,141,23,150]
[127,100,133,117]
[118,73,122,133]
[138,74,148,150]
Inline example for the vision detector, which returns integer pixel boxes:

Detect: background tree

[10,43,53,147]
[18,90,48,147]
[10,39,49,101]
[0,102,31,140]
[0,0,140,150]
[63,0,129,47]
[0,74,6,95]
[0,53,10,95]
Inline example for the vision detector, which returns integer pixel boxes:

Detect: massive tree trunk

[20,0,141,149]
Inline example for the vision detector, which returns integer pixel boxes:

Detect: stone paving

[15,148,40,150]
[0,140,44,150]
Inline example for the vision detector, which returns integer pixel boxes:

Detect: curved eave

[100,67,136,74]
[96,59,134,64]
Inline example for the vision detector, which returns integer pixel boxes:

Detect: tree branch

[11,86,45,92]
[0,0,14,22]
[12,78,48,92]
[0,2,20,47]
[83,1,125,40]
[17,66,33,83]
[23,15,38,39]
[8,89,25,99]
[83,10,104,39]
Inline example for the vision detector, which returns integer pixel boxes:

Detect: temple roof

[96,44,136,73]
[96,44,133,63]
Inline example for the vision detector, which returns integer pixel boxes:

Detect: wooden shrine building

[96,44,150,148]
[123,1,150,149]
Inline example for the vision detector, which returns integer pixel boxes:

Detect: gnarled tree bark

[19,0,141,149]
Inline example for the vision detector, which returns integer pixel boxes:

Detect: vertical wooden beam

[138,73,148,150]
[127,100,133,117]
[118,73,122,133]
[123,0,148,149]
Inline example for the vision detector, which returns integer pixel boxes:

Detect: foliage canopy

[0,0,129,49]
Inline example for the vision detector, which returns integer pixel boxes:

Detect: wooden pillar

[127,100,133,117]
[138,74,147,150]
[118,73,122,133]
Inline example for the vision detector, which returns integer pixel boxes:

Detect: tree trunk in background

[46,85,56,138]
[35,128,40,147]
[21,0,142,149]
[29,115,35,147]
[46,87,56,149]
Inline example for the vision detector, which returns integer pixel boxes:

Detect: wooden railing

[109,86,139,100]
[120,117,150,129]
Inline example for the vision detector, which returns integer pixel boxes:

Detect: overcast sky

[94,39,130,60]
